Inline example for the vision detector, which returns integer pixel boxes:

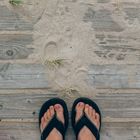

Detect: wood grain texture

[2,63,140,89]
[88,64,140,89]
[94,32,140,62]
[0,122,140,140]
[0,90,140,120]
[0,34,33,60]
[0,63,48,89]
[0,6,33,31]
[0,0,140,139]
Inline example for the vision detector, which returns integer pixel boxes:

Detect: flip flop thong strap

[41,115,65,140]
[74,115,100,140]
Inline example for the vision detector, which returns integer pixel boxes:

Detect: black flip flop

[71,97,101,140]
[39,98,69,140]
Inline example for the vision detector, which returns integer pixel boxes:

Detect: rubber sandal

[71,97,101,140]
[39,98,69,140]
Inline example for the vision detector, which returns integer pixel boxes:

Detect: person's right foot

[75,102,100,140]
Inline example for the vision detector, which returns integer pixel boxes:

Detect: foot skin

[40,104,64,140]
[75,102,100,140]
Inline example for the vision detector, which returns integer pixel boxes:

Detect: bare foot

[40,104,64,140]
[75,102,100,140]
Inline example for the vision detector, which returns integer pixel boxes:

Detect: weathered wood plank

[1,63,140,89]
[0,122,139,140]
[82,3,140,62]
[0,91,58,120]
[101,122,140,140]
[83,8,124,32]
[0,90,140,120]
[0,34,32,45]
[0,63,48,89]
[94,34,140,62]
[0,122,40,140]
[0,6,33,31]
[0,34,33,60]
[88,64,140,89]
[95,92,140,119]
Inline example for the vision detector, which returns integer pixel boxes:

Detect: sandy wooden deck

[0,0,140,140]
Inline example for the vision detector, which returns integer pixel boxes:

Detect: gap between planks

[0,31,33,35]
[1,118,140,123]
[1,88,140,94]
[0,59,40,64]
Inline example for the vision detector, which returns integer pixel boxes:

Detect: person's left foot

[40,104,64,140]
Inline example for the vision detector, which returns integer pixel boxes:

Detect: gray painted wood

[0,90,140,120]
[88,64,140,89]
[0,34,33,60]
[82,3,140,62]
[0,45,33,60]
[0,6,33,31]
[1,63,140,89]
[0,0,140,139]
[0,34,32,46]
[0,122,139,140]
[0,64,48,89]
[83,8,124,32]
[0,91,56,119]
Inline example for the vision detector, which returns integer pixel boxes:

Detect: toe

[41,116,47,132]
[46,109,51,120]
[75,102,84,122]
[76,102,84,111]
[84,104,89,115]
[49,106,55,117]
[41,117,44,131]
[92,109,96,119]
[89,106,93,116]
[95,113,100,129]
[54,104,63,112]
[44,112,48,121]
[79,102,84,111]
[95,113,100,123]
[54,104,64,124]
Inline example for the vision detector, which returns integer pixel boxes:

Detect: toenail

[96,113,99,117]
[50,106,53,109]
[56,104,60,109]
[89,106,92,109]
[77,102,81,106]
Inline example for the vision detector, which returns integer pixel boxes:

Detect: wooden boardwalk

[0,0,140,140]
